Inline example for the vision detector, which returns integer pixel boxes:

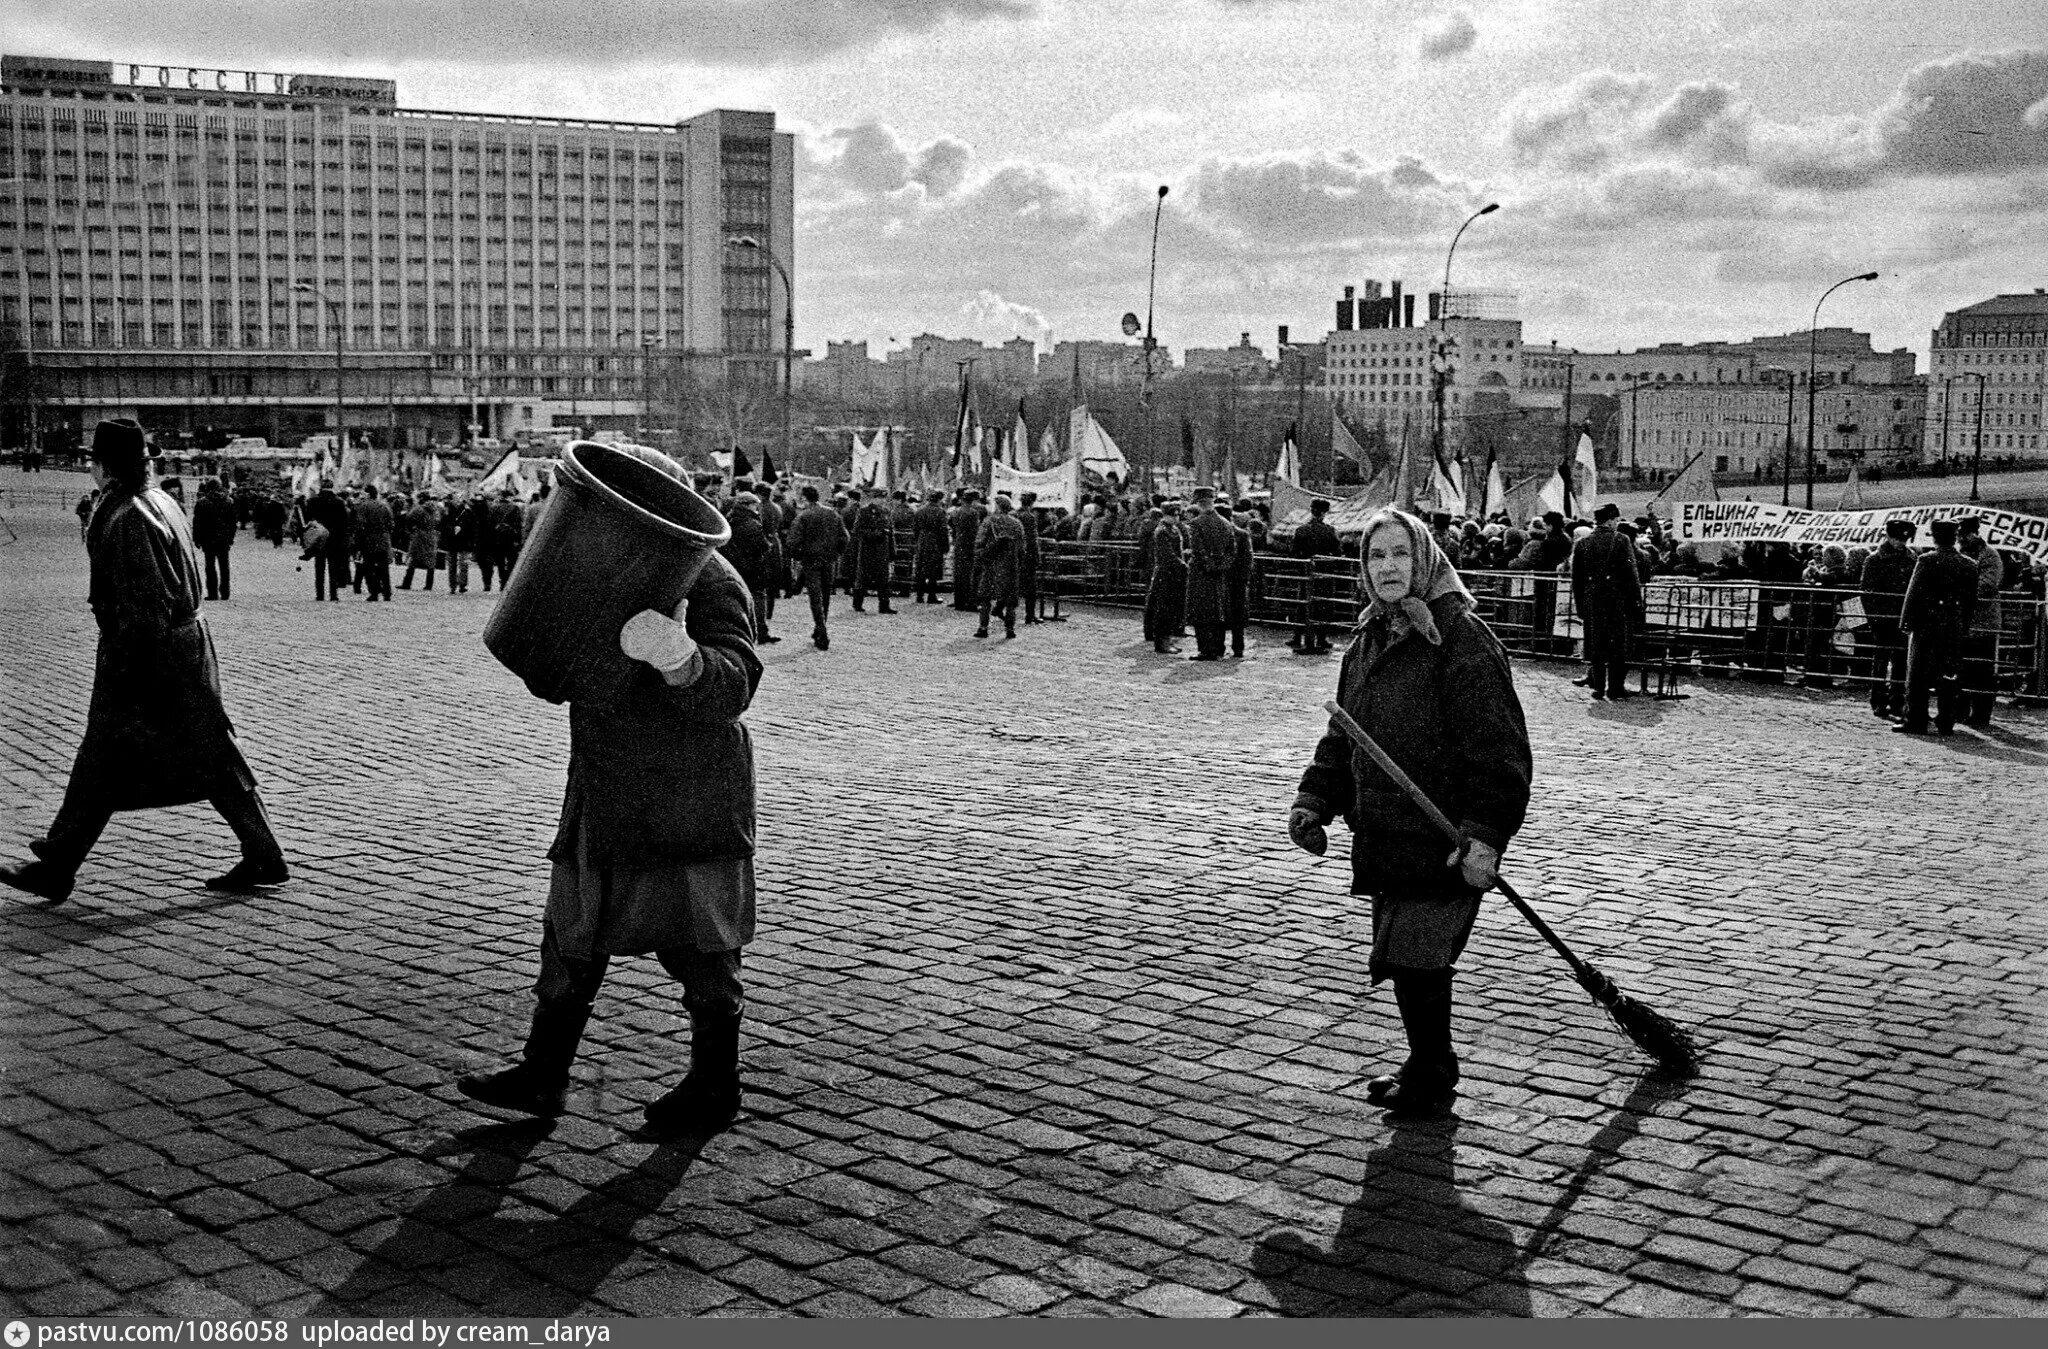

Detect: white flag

[1012,412,1029,470]
[1275,437,1301,486]
[1575,431,1599,510]
[1482,459,1506,518]
[478,447,524,492]
[1537,468,1567,517]
[1835,464,1865,511]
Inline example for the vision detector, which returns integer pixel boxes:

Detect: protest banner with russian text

[1673,500,2048,564]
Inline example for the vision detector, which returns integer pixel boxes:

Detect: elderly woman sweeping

[1289,508,1532,1115]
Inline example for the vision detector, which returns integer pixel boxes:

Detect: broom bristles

[1573,966,1704,1078]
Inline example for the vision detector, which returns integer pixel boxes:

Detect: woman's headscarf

[1356,507,1473,646]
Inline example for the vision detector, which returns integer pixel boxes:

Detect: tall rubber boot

[1365,969,1459,1115]
[644,1007,742,1136]
[457,1000,592,1117]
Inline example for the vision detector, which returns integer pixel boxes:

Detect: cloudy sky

[10,0,2045,362]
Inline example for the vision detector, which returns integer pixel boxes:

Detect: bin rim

[560,441,731,548]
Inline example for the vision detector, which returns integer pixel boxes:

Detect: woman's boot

[1365,968,1459,1115]
[457,1000,592,1117]
[645,1007,742,1136]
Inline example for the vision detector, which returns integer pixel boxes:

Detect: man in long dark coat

[1859,518,1917,720]
[2,420,289,905]
[850,490,898,614]
[460,444,763,1137]
[1184,487,1235,661]
[949,491,986,611]
[191,478,238,601]
[1291,497,1342,653]
[1226,509,1255,657]
[1569,502,1644,700]
[750,481,784,643]
[353,484,396,602]
[306,480,353,602]
[1145,505,1188,655]
[910,490,951,604]
[1895,517,1977,736]
[974,495,1026,639]
[1017,491,1044,624]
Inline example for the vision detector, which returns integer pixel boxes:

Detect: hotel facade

[0,53,793,450]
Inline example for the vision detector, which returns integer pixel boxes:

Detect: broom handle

[1320,701,1594,984]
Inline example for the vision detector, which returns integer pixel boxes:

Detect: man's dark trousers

[1193,622,1227,659]
[1583,606,1632,696]
[1867,620,1906,715]
[203,548,231,601]
[802,563,833,637]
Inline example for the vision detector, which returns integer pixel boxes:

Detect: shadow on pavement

[1249,1115,1531,1316]
[0,887,255,950]
[307,1118,705,1317]
[1518,1070,1696,1265]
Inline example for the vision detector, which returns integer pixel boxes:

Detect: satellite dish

[1121,312,1142,338]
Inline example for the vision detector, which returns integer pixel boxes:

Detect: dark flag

[733,446,755,479]
[758,450,778,484]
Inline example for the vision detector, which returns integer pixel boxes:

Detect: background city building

[1925,290,2048,464]
[0,52,793,452]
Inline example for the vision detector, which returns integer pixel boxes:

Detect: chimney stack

[1277,324,1289,348]
[1390,280,1404,326]
[1403,293,1416,328]
[1336,285,1355,332]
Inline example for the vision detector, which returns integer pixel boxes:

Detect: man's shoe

[1590,690,1606,701]
[457,1063,567,1118]
[1892,722,1930,735]
[1608,688,1636,700]
[813,631,829,651]
[760,634,781,644]
[1189,653,1219,662]
[644,1010,742,1137]
[205,857,289,892]
[1004,628,1016,639]
[0,860,73,904]
[974,628,989,638]
[1571,676,1592,687]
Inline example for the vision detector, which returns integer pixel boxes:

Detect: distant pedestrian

[1569,503,1644,700]
[1,420,288,905]
[191,478,238,602]
[1018,492,1044,624]
[719,492,775,644]
[850,489,898,614]
[1894,518,1977,736]
[974,495,1026,639]
[75,489,98,543]
[1859,519,1916,720]
[1291,498,1342,654]
[306,481,353,603]
[1185,486,1234,661]
[1146,505,1188,655]
[910,490,950,605]
[1226,505,1254,658]
[400,493,443,591]
[949,491,986,611]
[353,484,396,602]
[1958,519,2004,730]
[787,484,848,650]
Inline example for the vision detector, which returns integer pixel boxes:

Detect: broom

[1321,700,1702,1078]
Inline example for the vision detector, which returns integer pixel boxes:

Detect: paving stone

[1124,1282,1244,1317]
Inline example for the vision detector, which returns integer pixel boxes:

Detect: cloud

[961,290,1053,345]
[9,0,1036,68]
[802,121,978,199]
[1186,151,1478,247]
[1416,10,1477,62]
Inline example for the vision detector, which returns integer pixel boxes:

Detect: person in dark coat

[974,494,1027,639]
[1184,487,1235,661]
[305,481,354,602]
[1226,509,1255,657]
[786,484,849,650]
[1134,507,1164,630]
[488,487,525,588]
[1,420,288,905]
[1145,505,1188,655]
[751,482,784,642]
[835,492,859,592]
[1859,519,1917,719]
[850,490,898,614]
[1290,507,1531,1116]
[353,484,396,602]
[910,490,951,604]
[1017,491,1044,624]
[1957,522,2005,729]
[1569,502,1644,700]
[400,493,443,591]
[1894,517,1978,736]
[463,493,500,593]
[190,478,238,601]
[459,445,763,1137]
[949,491,987,611]
[1291,498,1343,654]
[719,493,775,642]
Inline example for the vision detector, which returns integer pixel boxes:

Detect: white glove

[620,599,698,673]
[1448,839,1501,891]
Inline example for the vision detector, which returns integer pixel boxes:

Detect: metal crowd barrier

[994,541,2045,706]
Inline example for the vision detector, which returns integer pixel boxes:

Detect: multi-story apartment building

[1321,281,1525,455]
[1039,339,1172,389]
[0,52,793,450]
[1616,378,1926,478]
[1182,333,1274,381]
[1563,330,1916,391]
[1925,290,2047,463]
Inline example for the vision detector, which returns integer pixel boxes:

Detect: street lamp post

[292,281,345,469]
[1434,203,1498,475]
[726,236,793,477]
[1804,270,1878,509]
[637,335,659,446]
[1965,370,1988,502]
[1760,366,1797,506]
[1141,185,1168,495]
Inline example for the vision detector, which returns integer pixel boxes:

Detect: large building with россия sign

[0,53,792,454]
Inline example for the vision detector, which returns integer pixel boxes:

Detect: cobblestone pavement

[4,471,2047,1318]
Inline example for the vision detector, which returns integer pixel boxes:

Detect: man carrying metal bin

[462,444,763,1138]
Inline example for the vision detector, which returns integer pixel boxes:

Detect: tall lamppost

[637,334,659,446]
[1621,379,1660,481]
[1760,366,1798,505]
[1964,370,1987,502]
[1434,202,1498,473]
[1138,185,1169,494]
[292,281,345,467]
[1804,270,1878,509]
[0,175,40,458]
[726,235,793,476]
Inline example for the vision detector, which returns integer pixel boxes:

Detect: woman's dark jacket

[1295,594,1532,897]
[548,552,763,868]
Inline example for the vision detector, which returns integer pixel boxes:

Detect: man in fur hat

[2,420,289,904]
